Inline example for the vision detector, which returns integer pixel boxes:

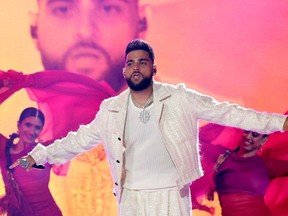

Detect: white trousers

[118,186,192,216]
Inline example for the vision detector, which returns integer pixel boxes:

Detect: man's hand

[9,155,36,171]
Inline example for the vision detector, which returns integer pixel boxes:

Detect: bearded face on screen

[31,0,147,92]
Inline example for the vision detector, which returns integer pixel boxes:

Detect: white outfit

[30,81,286,215]
[123,96,178,190]
[119,186,191,216]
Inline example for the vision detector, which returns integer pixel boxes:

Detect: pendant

[140,109,150,124]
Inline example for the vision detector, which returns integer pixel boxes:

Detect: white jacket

[30,81,286,203]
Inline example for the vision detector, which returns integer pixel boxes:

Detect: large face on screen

[32,0,146,91]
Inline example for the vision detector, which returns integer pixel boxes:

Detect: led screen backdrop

[1,0,288,215]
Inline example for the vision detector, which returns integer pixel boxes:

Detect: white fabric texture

[30,81,287,205]
[123,96,178,189]
[119,186,191,216]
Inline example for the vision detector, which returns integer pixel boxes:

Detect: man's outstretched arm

[9,155,36,171]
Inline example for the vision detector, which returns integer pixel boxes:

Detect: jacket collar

[107,81,171,112]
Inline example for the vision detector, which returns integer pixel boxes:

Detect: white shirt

[123,96,178,190]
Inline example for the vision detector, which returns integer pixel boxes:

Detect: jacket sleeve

[181,84,287,134]
[30,105,105,165]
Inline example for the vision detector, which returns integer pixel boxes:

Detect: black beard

[126,75,153,91]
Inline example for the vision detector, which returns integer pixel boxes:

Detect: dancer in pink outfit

[0,107,62,216]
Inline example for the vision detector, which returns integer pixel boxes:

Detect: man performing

[11,39,288,216]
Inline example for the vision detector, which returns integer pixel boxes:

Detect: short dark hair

[125,39,155,63]
[19,107,45,126]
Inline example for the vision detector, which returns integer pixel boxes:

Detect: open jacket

[30,81,286,203]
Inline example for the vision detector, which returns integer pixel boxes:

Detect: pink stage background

[1,0,288,215]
